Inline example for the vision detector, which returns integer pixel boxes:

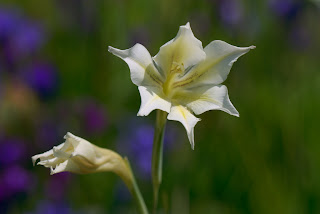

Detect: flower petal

[153,23,206,77]
[50,159,80,175]
[32,143,64,166]
[174,40,255,87]
[137,86,171,116]
[172,85,239,116]
[167,105,200,149]
[64,132,94,157]
[37,157,63,167]
[108,44,164,87]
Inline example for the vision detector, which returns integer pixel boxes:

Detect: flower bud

[32,132,133,186]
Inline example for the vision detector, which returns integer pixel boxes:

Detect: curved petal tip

[107,46,113,52]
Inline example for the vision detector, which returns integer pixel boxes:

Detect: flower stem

[124,158,149,214]
[151,110,168,213]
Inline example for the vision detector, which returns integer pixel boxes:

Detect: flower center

[163,62,184,97]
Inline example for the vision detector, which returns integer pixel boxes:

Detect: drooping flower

[32,132,133,187]
[108,23,255,149]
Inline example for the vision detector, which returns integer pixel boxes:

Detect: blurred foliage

[0,0,320,213]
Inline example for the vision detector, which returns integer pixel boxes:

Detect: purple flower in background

[269,0,293,16]
[0,7,45,69]
[117,119,178,179]
[43,99,108,138]
[26,200,72,214]
[35,118,62,149]
[0,8,20,70]
[130,124,154,177]
[268,0,302,21]
[0,165,34,201]
[0,8,20,41]
[83,102,108,135]
[24,62,59,99]
[0,138,26,165]
[3,166,33,191]
[8,21,45,59]
[219,0,243,26]
[45,172,72,201]
[71,99,108,135]
[117,121,153,179]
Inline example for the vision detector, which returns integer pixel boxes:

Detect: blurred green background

[0,0,319,213]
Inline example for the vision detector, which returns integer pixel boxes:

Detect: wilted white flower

[109,22,255,149]
[32,132,132,186]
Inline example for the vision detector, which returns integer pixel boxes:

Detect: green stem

[124,158,149,214]
[151,110,168,213]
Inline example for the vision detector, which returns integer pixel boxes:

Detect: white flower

[108,22,255,149]
[32,132,132,185]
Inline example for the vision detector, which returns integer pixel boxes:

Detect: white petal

[153,22,206,77]
[175,41,255,87]
[52,139,73,158]
[167,105,200,149]
[50,160,80,175]
[137,86,171,116]
[64,132,98,162]
[32,151,53,166]
[172,85,239,116]
[38,156,64,166]
[108,44,164,87]
[31,143,65,166]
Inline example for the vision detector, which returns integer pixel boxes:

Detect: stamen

[171,62,185,73]
[163,62,186,97]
